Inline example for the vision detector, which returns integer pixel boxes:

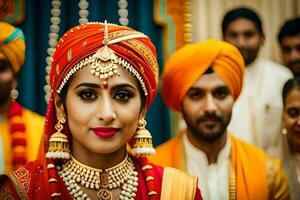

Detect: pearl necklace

[58,154,138,200]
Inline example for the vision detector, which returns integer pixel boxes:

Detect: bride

[0,21,202,200]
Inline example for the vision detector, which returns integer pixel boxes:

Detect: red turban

[50,23,158,108]
[162,39,244,112]
[0,22,25,73]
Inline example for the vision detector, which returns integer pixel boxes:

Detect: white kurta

[183,134,231,200]
[228,58,292,156]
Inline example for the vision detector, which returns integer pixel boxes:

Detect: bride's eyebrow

[111,83,136,90]
[75,82,100,89]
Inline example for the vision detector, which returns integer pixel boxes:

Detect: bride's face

[57,64,145,156]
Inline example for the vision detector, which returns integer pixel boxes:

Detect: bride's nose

[96,96,116,122]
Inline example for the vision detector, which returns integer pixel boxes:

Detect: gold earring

[10,88,19,100]
[282,128,287,135]
[46,113,70,159]
[131,118,155,157]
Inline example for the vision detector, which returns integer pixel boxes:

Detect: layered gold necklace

[58,154,138,200]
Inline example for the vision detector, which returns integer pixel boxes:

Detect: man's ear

[12,78,17,89]
[54,94,65,116]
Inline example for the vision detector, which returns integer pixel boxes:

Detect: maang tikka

[90,20,119,87]
[131,118,155,156]
[46,112,70,159]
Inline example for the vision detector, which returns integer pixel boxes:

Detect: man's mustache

[289,59,300,67]
[196,113,222,123]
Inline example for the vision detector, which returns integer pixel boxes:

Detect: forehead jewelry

[90,20,120,89]
[56,22,149,96]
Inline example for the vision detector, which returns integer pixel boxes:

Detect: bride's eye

[114,90,132,102]
[79,89,98,101]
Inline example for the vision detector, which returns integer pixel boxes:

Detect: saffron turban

[50,23,158,108]
[0,22,25,73]
[162,39,244,112]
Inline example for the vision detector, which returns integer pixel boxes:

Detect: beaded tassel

[47,159,61,199]
[139,157,158,199]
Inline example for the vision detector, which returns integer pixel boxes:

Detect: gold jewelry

[58,154,138,200]
[46,114,70,159]
[131,118,155,156]
[90,20,120,83]
[10,88,19,100]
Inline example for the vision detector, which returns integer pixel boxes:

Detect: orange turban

[0,22,25,73]
[162,39,244,112]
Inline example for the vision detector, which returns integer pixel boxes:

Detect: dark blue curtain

[16,0,170,146]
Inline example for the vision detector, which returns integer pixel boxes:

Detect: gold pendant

[97,171,112,200]
[97,188,112,200]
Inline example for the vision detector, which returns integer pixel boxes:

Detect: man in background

[150,39,289,200]
[222,7,292,156]
[278,17,300,77]
[0,22,44,174]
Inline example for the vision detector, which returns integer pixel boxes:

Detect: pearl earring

[282,128,287,135]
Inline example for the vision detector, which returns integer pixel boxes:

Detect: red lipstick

[92,127,120,138]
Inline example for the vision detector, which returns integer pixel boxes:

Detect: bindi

[101,81,108,89]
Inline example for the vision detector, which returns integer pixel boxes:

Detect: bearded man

[150,39,290,200]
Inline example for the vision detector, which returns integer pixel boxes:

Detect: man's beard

[182,111,232,142]
[0,83,13,106]
[239,48,259,66]
[288,59,300,76]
